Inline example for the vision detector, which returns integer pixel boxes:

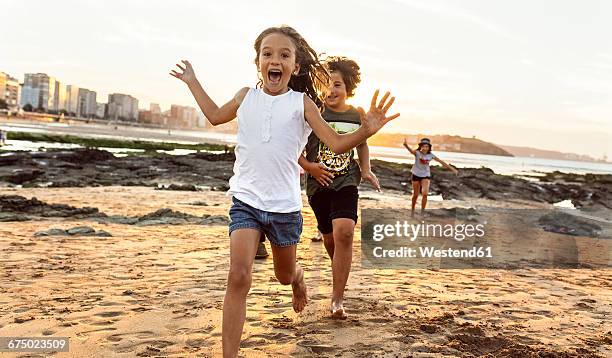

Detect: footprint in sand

[107,331,156,342]
[297,339,338,354]
[171,325,214,336]
[76,327,117,337]
[574,302,595,310]
[240,338,267,348]
[250,332,293,343]
[185,337,212,349]
[99,300,123,307]
[91,319,119,326]
[115,338,174,355]
[131,306,151,313]
[363,317,393,324]
[95,311,126,318]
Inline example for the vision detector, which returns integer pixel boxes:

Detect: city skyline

[2,0,611,159]
[2,69,202,127]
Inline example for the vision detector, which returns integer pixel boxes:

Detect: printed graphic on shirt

[317,121,360,177]
[419,155,431,165]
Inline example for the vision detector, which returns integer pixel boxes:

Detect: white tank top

[227,88,312,213]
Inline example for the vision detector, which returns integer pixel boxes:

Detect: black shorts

[411,174,431,182]
[308,185,359,235]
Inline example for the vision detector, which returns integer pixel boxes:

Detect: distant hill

[499,145,609,163]
[369,133,513,157]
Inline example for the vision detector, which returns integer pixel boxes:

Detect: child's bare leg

[420,179,430,213]
[411,181,420,216]
[322,232,334,260]
[271,244,307,312]
[330,218,355,319]
[222,229,260,358]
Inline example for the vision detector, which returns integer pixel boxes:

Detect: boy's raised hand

[170,60,197,85]
[358,90,400,137]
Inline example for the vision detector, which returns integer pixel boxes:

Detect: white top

[411,151,435,177]
[227,88,312,213]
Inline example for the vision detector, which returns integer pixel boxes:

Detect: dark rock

[138,208,200,221]
[155,184,200,191]
[2,169,44,184]
[201,215,230,225]
[187,201,209,206]
[211,184,230,191]
[95,230,113,237]
[102,216,139,225]
[1,148,608,211]
[0,153,23,166]
[0,212,31,222]
[34,228,69,237]
[67,226,96,235]
[0,195,103,219]
[538,211,602,238]
[34,227,112,237]
[61,148,115,164]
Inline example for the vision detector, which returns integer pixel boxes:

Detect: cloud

[390,0,522,42]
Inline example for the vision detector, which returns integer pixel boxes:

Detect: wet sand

[1,186,610,357]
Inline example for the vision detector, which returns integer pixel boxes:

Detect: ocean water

[1,120,610,176]
[368,146,612,176]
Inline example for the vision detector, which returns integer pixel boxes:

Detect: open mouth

[268,69,282,85]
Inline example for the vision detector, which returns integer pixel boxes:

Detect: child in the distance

[171,25,399,357]
[403,137,458,216]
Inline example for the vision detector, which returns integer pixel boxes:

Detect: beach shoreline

[1,186,610,357]
[0,144,611,357]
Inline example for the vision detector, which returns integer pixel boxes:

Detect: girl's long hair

[254,25,330,109]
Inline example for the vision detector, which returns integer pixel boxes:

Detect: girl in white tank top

[171,25,399,356]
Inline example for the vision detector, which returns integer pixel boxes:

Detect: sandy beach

[1,184,610,357]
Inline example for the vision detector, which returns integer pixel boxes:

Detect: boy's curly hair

[326,56,361,97]
[254,25,330,109]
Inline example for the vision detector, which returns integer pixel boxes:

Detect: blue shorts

[228,197,303,247]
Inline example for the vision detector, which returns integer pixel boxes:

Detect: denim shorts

[228,196,303,247]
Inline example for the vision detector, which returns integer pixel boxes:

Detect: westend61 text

[372,246,493,258]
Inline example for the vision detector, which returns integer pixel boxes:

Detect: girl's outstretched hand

[358,90,400,137]
[170,60,197,85]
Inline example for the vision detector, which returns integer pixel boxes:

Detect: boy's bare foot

[331,300,347,320]
[291,266,307,312]
[312,231,323,242]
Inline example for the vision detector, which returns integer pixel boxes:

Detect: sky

[3,0,611,159]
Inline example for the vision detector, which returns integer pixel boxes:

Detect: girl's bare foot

[291,266,307,312]
[331,300,347,320]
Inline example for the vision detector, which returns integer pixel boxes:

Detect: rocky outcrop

[1,149,610,211]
